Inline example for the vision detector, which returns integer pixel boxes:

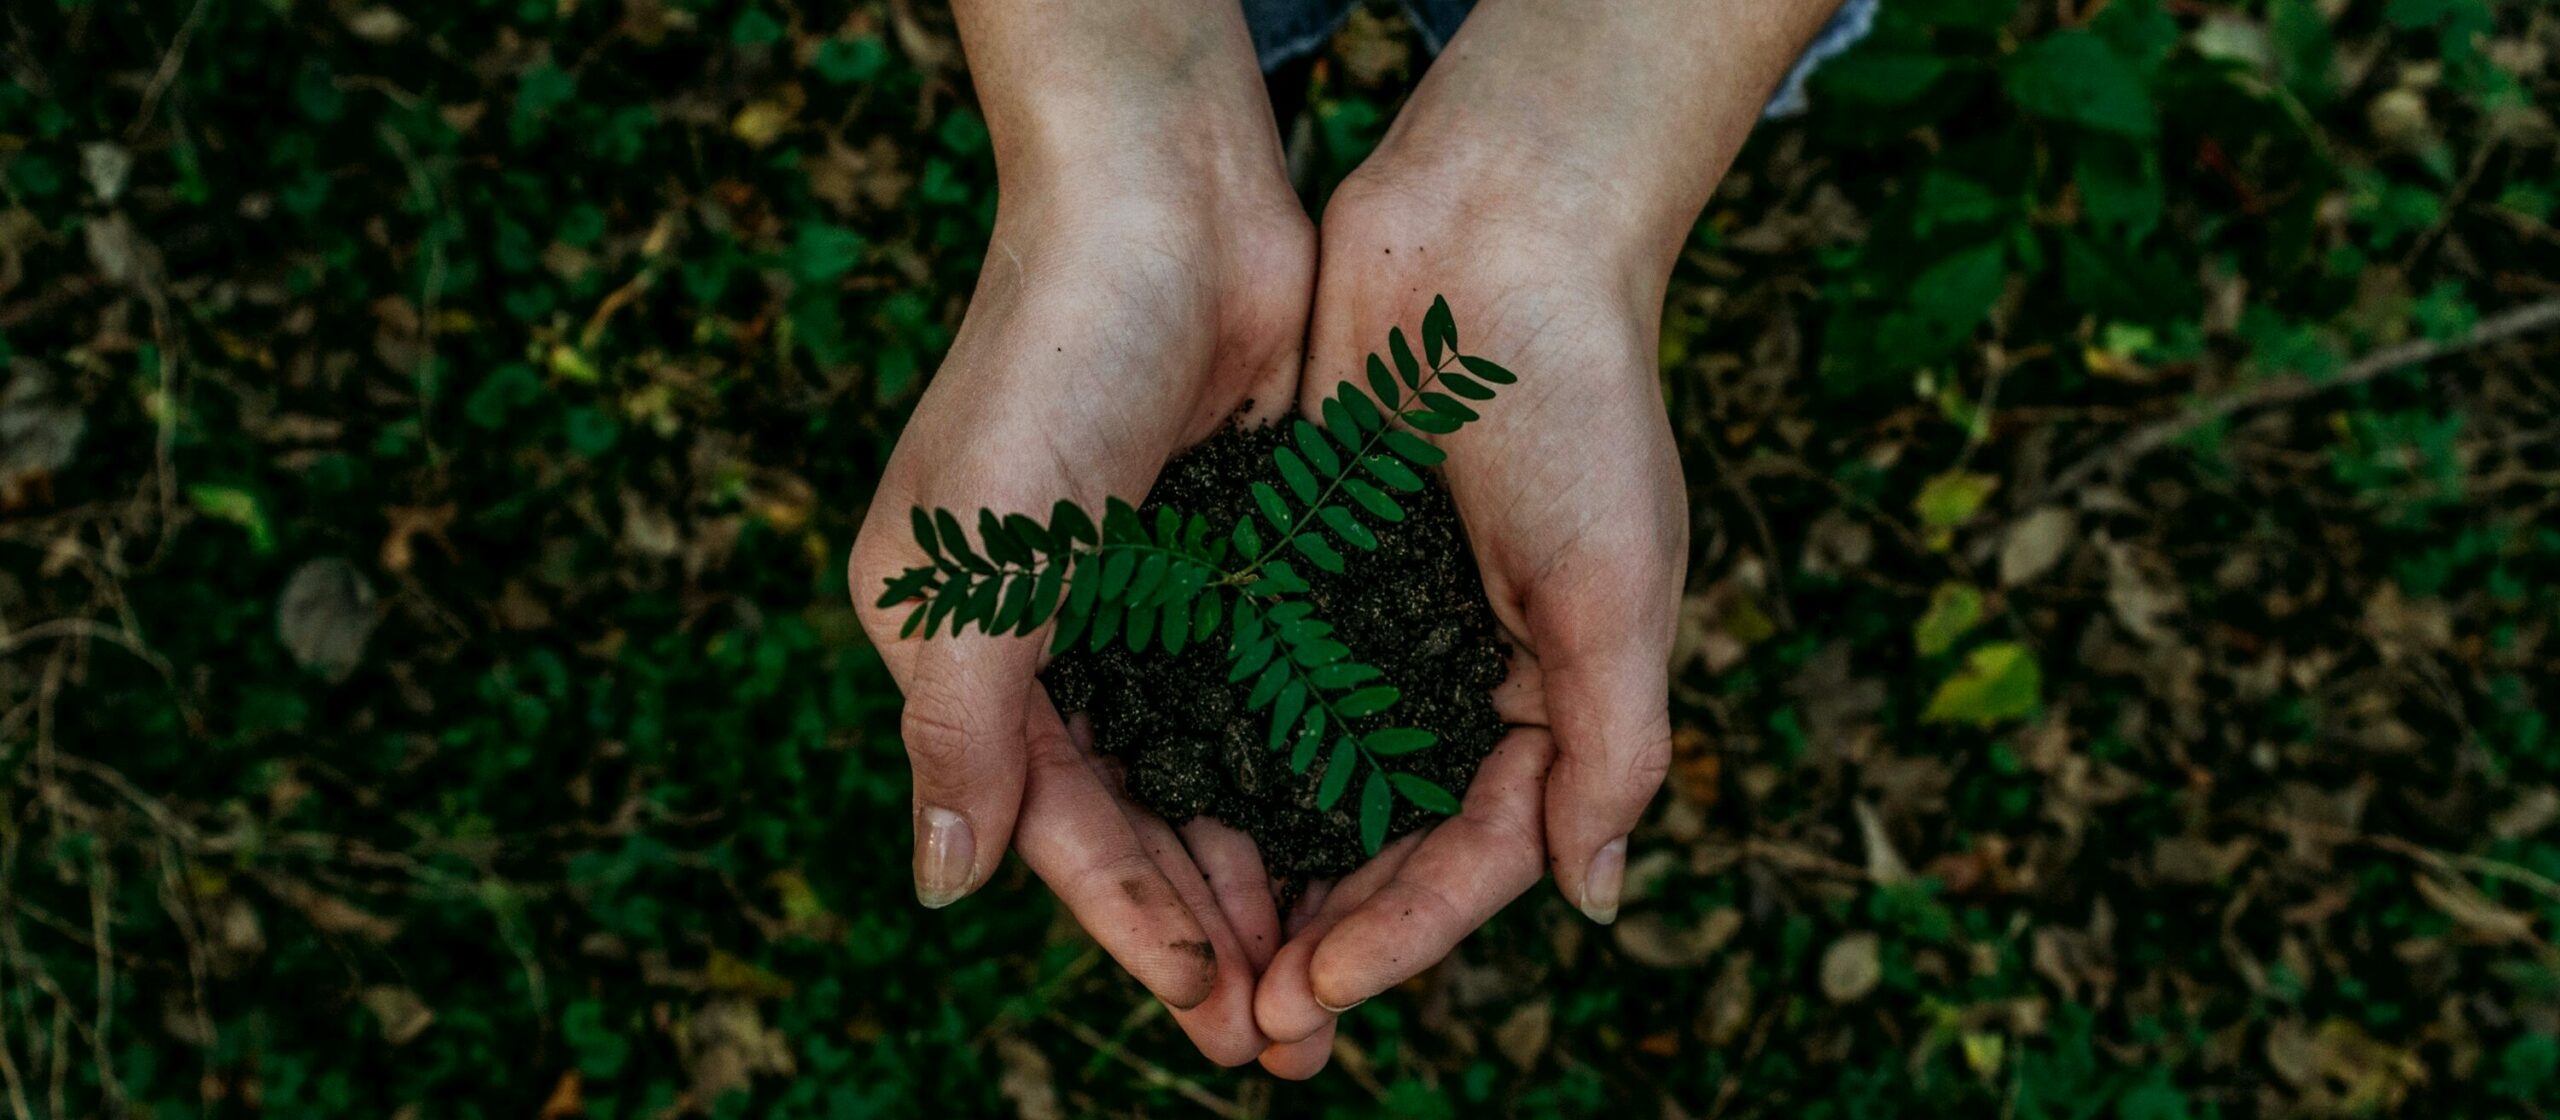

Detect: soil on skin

[1043,424,1509,882]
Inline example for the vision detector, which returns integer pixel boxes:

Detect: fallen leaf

[2103,540,2184,643]
[1699,953,1755,1045]
[1914,470,1999,549]
[343,6,408,41]
[1854,799,1914,885]
[1922,642,2042,727]
[1668,725,1721,810]
[682,998,796,1106]
[83,210,158,288]
[79,142,133,203]
[1820,932,1883,1003]
[1998,507,2076,586]
[1,359,83,506]
[1493,999,1552,1069]
[1913,582,1985,656]
[1961,1030,2006,1077]
[278,557,380,682]
[537,1072,583,1120]
[2150,836,2252,885]
[994,1036,1063,1120]
[1613,908,1742,969]
[732,100,794,147]
[361,986,434,1046]
[2414,872,2535,943]
[706,949,795,999]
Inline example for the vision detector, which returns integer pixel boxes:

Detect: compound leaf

[1343,478,1405,522]
[1380,428,1445,467]
[1359,770,1391,852]
[1318,737,1358,809]
[1389,772,1461,814]
[1423,296,1455,364]
[1050,500,1096,546]
[1292,532,1345,573]
[1252,481,1295,534]
[1388,327,1421,388]
[1271,683,1307,750]
[1458,354,1517,384]
[1276,447,1320,504]
[1337,686,1400,718]
[1366,354,1401,408]
[1319,506,1377,551]
[1363,728,1437,756]
[1364,455,1424,492]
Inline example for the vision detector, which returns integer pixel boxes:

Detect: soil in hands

[1043,423,1509,882]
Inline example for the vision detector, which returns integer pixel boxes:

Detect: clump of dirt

[1043,424,1508,881]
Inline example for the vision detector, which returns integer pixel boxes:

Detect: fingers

[1130,814,1269,1066]
[1304,728,1552,1010]
[896,636,1040,908]
[1181,818,1283,973]
[1014,698,1221,1012]
[1257,1021,1336,1080]
[1535,629,1672,926]
[1253,836,1422,1045]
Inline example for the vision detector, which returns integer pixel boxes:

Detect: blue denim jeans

[1240,0,1879,117]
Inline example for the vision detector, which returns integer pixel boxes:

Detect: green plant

[874,296,1514,852]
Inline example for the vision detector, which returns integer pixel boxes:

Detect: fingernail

[915,806,975,909]
[1579,836,1627,925]
[1316,994,1367,1014]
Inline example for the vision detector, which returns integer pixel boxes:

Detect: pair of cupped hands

[848,101,1690,1076]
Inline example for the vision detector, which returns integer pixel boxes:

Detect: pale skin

[846,0,1842,1075]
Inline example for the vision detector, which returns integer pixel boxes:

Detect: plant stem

[1227,352,1458,583]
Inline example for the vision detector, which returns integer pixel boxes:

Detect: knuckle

[898,694,981,776]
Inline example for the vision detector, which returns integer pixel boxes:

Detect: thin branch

[2039,296,2560,503]
[1039,1011,1250,1120]
[124,0,208,141]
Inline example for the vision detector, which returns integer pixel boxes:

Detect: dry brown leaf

[1700,953,1755,1046]
[2102,539,2184,644]
[537,1072,583,1120]
[994,1036,1063,1120]
[1819,932,1882,1003]
[278,557,380,682]
[1998,507,2076,587]
[1853,799,1914,886]
[1493,999,1552,1069]
[2413,873,2535,943]
[361,985,434,1046]
[1613,908,1741,969]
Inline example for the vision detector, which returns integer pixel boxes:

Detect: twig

[2256,814,2560,907]
[2039,296,2560,503]
[1694,438,1794,631]
[0,829,39,1120]
[125,0,209,141]
[1039,1011,1250,1120]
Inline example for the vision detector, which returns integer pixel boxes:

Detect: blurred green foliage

[2,0,2556,1116]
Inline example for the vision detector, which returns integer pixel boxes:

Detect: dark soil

[1043,424,1509,882]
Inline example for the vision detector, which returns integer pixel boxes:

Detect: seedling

[877,296,1515,853]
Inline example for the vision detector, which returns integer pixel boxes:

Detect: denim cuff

[1244,0,1881,120]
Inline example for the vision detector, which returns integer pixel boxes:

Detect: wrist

[1334,144,1683,299]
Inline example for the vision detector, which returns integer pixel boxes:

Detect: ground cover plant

[880,301,1515,870]
[3,0,2558,1117]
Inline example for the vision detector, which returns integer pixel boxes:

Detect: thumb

[885,634,1034,905]
[1531,562,1676,926]
[853,509,1038,910]
[892,636,1037,908]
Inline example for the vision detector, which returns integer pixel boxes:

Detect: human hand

[1240,0,1847,1073]
[1247,177,1689,1076]
[847,1,1314,1063]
